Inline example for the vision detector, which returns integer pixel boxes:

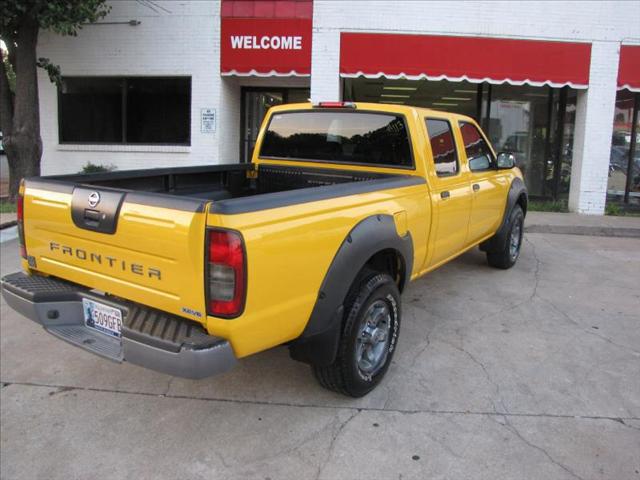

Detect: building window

[343,78,479,120]
[607,90,640,206]
[58,77,191,145]
[425,118,458,176]
[482,84,551,195]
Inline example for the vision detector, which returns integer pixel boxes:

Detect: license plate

[82,298,123,338]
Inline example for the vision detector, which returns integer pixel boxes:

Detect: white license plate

[82,298,123,338]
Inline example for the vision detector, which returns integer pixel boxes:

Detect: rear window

[259,111,413,168]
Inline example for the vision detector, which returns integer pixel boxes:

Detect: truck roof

[269,101,478,125]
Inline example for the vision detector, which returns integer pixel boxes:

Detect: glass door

[241,89,283,163]
[240,88,310,163]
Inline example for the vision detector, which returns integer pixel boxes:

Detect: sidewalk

[525,211,640,238]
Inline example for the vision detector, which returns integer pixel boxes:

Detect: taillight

[313,101,356,108]
[17,180,27,259]
[206,229,246,317]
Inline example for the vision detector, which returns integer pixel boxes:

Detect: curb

[0,225,18,244]
[524,224,640,239]
[0,220,17,230]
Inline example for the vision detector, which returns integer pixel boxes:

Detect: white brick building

[36,0,640,214]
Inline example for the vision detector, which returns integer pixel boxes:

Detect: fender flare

[480,177,528,253]
[289,214,414,366]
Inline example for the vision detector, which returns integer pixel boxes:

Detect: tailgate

[21,179,209,324]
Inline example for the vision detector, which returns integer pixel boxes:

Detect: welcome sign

[230,35,303,50]
[221,18,312,76]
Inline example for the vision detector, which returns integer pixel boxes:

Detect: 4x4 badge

[88,191,100,208]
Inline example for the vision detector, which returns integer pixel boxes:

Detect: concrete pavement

[1,233,639,479]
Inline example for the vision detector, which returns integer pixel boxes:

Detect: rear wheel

[487,205,524,269]
[312,271,401,397]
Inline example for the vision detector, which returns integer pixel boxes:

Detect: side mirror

[497,152,516,169]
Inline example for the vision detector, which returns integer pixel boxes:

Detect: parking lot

[1,232,639,480]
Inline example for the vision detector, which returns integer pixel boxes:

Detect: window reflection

[425,118,458,176]
[460,122,494,171]
[607,90,640,204]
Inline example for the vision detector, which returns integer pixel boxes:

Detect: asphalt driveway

[1,233,639,480]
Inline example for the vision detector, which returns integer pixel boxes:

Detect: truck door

[459,121,508,245]
[424,117,472,267]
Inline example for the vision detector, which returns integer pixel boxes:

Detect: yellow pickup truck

[2,102,527,397]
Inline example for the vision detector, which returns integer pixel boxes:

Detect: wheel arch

[289,214,413,366]
[362,247,408,294]
[480,177,528,253]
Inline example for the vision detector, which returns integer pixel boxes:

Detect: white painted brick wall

[310,29,340,103]
[569,42,621,214]
[37,1,227,175]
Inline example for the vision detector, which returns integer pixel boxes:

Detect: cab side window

[426,118,458,177]
[460,122,495,171]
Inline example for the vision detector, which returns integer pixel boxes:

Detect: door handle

[440,191,450,199]
[473,183,480,192]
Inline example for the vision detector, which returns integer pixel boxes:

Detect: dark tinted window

[59,77,190,144]
[260,111,413,167]
[59,78,123,143]
[460,122,494,171]
[126,78,190,144]
[426,118,458,176]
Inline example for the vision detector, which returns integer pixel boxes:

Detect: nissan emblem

[88,191,101,208]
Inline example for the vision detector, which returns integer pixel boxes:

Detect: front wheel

[487,205,524,269]
[312,271,401,397]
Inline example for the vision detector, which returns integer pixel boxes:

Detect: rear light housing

[206,229,246,318]
[313,101,357,109]
[17,179,27,259]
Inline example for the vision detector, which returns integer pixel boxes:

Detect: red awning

[340,33,592,89]
[618,45,640,92]
[220,0,312,77]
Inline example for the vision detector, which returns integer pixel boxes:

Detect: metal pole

[476,83,483,124]
[484,83,492,133]
[552,86,568,200]
[623,93,639,204]
[542,87,553,197]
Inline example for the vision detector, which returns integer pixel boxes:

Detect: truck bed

[38,163,411,213]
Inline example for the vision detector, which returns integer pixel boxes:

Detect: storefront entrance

[240,87,310,163]
[344,77,577,199]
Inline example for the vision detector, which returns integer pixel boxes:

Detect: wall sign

[201,108,216,133]
[221,18,312,76]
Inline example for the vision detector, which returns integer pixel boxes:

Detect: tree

[0,0,111,200]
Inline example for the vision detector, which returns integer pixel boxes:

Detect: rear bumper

[1,272,237,379]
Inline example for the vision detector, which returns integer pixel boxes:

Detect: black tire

[487,205,524,269]
[312,270,401,397]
